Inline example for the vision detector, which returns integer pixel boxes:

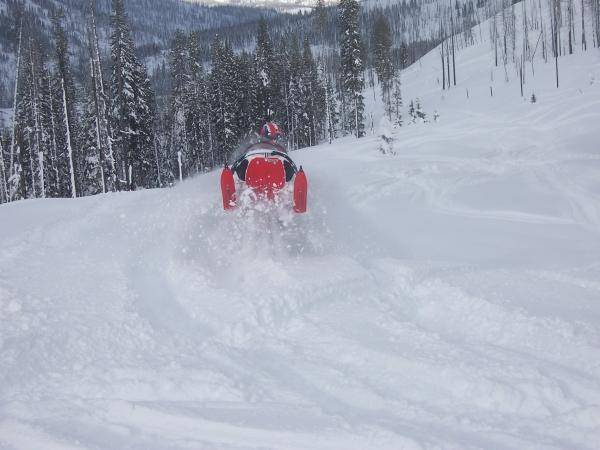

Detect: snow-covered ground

[2,8,600,450]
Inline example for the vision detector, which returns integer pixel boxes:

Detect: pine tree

[415,98,427,122]
[110,0,156,190]
[338,0,365,137]
[377,116,395,155]
[324,76,338,144]
[136,68,158,189]
[236,52,259,136]
[88,0,117,192]
[8,21,23,201]
[16,38,52,200]
[255,19,274,121]
[80,91,104,195]
[0,131,7,203]
[208,36,239,162]
[372,13,394,118]
[46,71,63,197]
[169,30,189,181]
[399,42,409,69]
[301,38,326,146]
[270,38,290,130]
[221,41,241,159]
[52,9,79,198]
[391,74,403,127]
[208,35,225,161]
[314,0,328,39]
[409,100,416,123]
[288,38,304,149]
[186,31,211,172]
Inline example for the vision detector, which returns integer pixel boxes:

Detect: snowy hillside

[2,3,600,450]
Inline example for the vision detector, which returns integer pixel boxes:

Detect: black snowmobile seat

[232,149,297,183]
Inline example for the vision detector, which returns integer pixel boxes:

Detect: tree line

[0,0,373,203]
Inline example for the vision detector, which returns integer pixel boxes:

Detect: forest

[0,0,598,202]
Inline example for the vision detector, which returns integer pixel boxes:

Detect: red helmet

[261,122,281,141]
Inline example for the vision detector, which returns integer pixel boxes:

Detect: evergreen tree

[236,52,259,136]
[208,35,225,161]
[270,38,290,130]
[254,19,274,121]
[415,98,426,122]
[314,0,328,39]
[186,31,211,172]
[136,69,158,188]
[301,38,326,146]
[169,30,189,181]
[377,116,395,155]
[88,1,117,192]
[80,90,104,195]
[208,36,239,162]
[223,42,243,155]
[391,74,403,127]
[16,38,52,200]
[46,70,63,198]
[324,76,338,144]
[52,9,79,198]
[372,13,394,119]
[110,0,156,190]
[399,42,409,69]
[0,130,7,203]
[338,0,365,137]
[287,38,304,149]
[8,21,23,201]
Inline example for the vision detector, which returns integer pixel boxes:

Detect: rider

[261,121,282,143]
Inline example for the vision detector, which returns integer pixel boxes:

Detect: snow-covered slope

[2,6,600,450]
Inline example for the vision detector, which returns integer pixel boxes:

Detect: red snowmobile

[220,130,308,213]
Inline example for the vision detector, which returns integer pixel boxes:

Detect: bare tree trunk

[354,96,359,138]
[61,77,77,198]
[28,41,39,197]
[88,40,106,193]
[90,1,117,190]
[446,41,451,89]
[441,43,446,90]
[0,139,7,203]
[177,150,183,182]
[38,150,45,198]
[47,75,60,194]
[582,0,587,50]
[568,0,574,54]
[519,56,524,97]
[522,0,530,60]
[325,80,333,144]
[153,136,162,186]
[30,42,46,198]
[451,8,456,86]
[9,22,23,198]
[551,0,560,88]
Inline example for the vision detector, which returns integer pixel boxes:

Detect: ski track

[3,12,600,450]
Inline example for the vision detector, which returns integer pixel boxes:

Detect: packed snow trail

[3,21,600,450]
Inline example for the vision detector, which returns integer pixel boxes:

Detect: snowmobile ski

[221,164,236,210]
[293,167,308,214]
